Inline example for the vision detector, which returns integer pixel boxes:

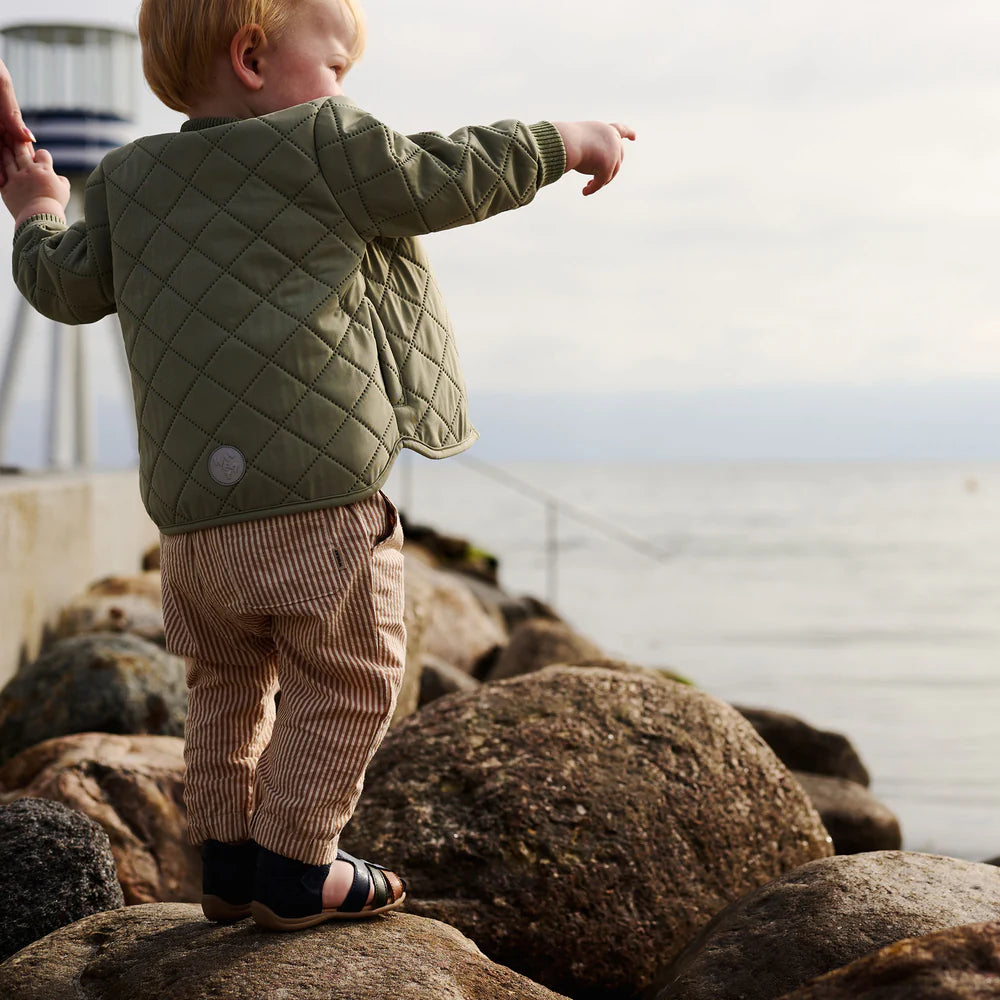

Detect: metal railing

[399,453,673,604]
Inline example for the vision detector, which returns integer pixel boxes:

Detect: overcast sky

[4,0,1000,403]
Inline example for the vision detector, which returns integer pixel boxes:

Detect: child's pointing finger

[611,122,637,142]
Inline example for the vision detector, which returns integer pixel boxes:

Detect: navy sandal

[200,838,258,922]
[250,846,407,931]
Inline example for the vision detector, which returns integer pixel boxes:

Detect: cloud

[3,0,1000,405]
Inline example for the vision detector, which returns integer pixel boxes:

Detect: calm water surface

[392,458,1000,861]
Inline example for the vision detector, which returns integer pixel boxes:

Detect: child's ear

[230,24,266,90]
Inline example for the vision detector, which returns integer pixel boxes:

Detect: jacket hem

[156,429,479,535]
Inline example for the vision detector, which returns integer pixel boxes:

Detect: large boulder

[651,852,1000,1000]
[0,904,570,1000]
[404,553,507,674]
[559,656,692,687]
[0,733,197,905]
[454,573,563,633]
[52,573,166,646]
[484,617,604,682]
[0,633,187,764]
[776,921,1000,999]
[0,797,123,963]
[736,706,870,786]
[345,666,832,1000]
[793,771,901,854]
[418,653,482,707]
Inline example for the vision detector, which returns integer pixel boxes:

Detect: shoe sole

[249,893,406,931]
[202,894,253,922]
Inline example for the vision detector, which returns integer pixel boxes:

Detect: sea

[389,456,1000,862]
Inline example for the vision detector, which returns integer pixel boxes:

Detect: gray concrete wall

[0,470,158,686]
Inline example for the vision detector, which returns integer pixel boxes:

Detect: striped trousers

[159,492,405,866]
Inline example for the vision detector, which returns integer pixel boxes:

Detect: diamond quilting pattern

[198,275,264,332]
[197,213,257,269]
[247,367,309,425]
[141,226,192,281]
[251,141,323,198]
[152,352,199,408]
[148,132,211,182]
[184,376,238,429]
[155,248,222,304]
[203,340,267,394]
[13,97,561,531]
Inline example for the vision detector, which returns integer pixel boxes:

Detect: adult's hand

[0,56,35,186]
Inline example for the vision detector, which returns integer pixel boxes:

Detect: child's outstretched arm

[553,121,637,196]
[312,102,635,241]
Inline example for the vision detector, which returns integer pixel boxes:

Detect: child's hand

[553,121,636,196]
[0,142,70,227]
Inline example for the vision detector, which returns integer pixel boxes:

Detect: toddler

[0,0,634,931]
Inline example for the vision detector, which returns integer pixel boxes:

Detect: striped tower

[0,22,138,471]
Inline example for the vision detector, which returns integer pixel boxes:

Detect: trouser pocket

[373,491,400,548]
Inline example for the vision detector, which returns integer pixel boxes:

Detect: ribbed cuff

[13,213,67,242]
[529,121,567,188]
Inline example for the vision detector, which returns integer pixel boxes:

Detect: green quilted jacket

[12,97,566,533]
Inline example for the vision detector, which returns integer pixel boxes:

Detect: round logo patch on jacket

[208,446,246,486]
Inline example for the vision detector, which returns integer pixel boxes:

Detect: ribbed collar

[181,116,241,132]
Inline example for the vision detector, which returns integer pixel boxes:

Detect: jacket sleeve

[11,166,116,325]
[312,98,566,241]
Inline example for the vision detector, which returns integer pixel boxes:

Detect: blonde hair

[138,0,366,113]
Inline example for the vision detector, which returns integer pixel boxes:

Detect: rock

[404,553,507,674]
[401,516,500,584]
[455,573,563,632]
[651,852,1000,1000]
[0,904,571,1000]
[793,771,902,854]
[0,797,123,963]
[345,666,832,1000]
[985,856,1000,867]
[776,921,1000,999]
[469,641,504,681]
[142,544,161,570]
[88,572,163,603]
[0,633,187,764]
[0,733,198,905]
[567,656,692,686]
[52,572,165,646]
[735,706,871,786]
[419,654,481,707]
[484,617,604,682]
